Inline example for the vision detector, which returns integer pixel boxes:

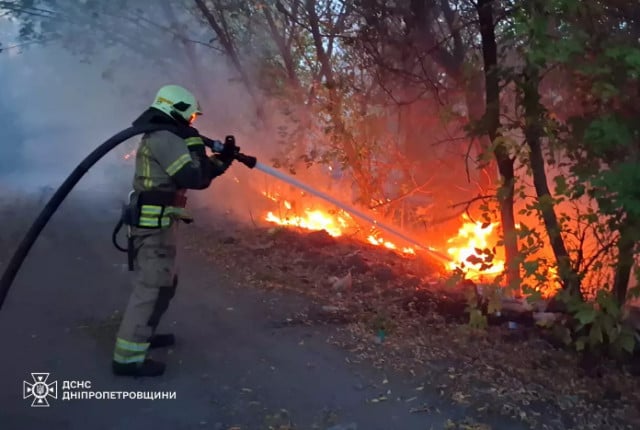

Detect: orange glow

[446,213,505,280]
[265,208,349,238]
[123,149,137,160]
[534,264,562,298]
[261,193,559,292]
[262,191,280,202]
[263,196,416,256]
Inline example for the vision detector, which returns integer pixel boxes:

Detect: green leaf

[553,175,569,196]
[617,330,636,353]
[522,260,539,276]
[597,291,621,319]
[574,307,598,326]
[589,322,604,346]
[584,116,633,152]
[601,315,617,341]
[526,289,543,304]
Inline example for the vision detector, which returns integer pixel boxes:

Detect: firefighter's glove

[209,154,232,177]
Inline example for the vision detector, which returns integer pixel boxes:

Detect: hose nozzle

[234,153,257,169]
[202,136,257,169]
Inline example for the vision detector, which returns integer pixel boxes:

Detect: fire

[261,194,508,278]
[367,234,415,255]
[263,196,416,255]
[446,214,505,280]
[265,203,348,238]
[260,188,559,295]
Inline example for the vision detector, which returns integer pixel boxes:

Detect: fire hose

[0,125,256,311]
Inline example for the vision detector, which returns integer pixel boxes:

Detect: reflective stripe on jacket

[132,131,206,228]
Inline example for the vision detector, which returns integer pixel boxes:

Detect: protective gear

[149,333,175,349]
[112,225,177,374]
[219,135,238,164]
[150,84,202,125]
[113,96,229,377]
[112,358,166,377]
[210,154,232,176]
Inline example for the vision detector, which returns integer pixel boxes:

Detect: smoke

[0,8,346,230]
[0,16,267,215]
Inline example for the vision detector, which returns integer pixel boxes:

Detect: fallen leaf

[452,392,469,404]
[369,395,388,403]
[330,272,352,290]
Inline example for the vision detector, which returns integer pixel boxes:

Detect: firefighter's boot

[112,359,166,377]
[149,333,175,349]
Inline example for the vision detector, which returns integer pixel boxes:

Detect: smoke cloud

[0,10,356,234]
[0,15,276,219]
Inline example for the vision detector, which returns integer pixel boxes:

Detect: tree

[505,0,640,307]
[474,0,520,289]
[0,0,225,101]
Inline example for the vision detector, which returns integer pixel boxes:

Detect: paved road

[0,185,522,430]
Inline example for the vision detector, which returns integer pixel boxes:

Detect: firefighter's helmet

[150,84,202,124]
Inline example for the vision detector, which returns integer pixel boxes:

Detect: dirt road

[0,185,523,430]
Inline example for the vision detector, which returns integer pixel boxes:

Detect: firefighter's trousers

[113,223,179,364]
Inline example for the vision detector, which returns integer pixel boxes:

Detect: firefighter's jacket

[129,109,224,228]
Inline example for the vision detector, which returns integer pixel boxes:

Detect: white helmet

[150,84,202,123]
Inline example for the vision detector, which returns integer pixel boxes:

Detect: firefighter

[112,84,234,377]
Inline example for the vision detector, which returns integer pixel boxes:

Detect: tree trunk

[522,62,582,297]
[304,0,373,204]
[613,223,635,305]
[263,6,299,87]
[160,2,212,102]
[477,0,520,289]
[464,70,498,193]
[192,0,263,120]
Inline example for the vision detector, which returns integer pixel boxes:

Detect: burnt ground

[0,185,531,430]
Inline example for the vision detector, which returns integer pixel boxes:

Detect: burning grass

[256,191,562,299]
[260,191,504,278]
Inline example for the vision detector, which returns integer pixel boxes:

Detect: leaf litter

[187,224,640,430]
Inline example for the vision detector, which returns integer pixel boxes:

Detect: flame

[262,194,509,277]
[263,195,416,255]
[265,205,347,238]
[446,214,505,280]
[366,234,415,255]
